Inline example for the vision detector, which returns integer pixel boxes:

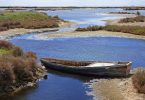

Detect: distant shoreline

[0,6,145,8]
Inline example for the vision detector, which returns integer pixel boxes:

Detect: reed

[132,68,145,93]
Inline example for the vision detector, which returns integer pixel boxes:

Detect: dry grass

[76,25,145,36]
[119,16,145,23]
[132,68,145,93]
[0,56,39,84]
[75,25,103,31]
[0,11,61,32]
[92,79,124,100]
[0,40,42,91]
[24,52,37,60]
[104,25,145,35]
[0,40,13,49]
[12,46,24,57]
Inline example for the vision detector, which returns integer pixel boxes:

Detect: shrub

[0,55,39,84]
[0,40,13,49]
[132,68,145,93]
[119,16,145,23]
[0,58,15,85]
[12,57,34,82]
[75,25,103,31]
[104,25,145,35]
[24,52,37,60]
[12,46,24,57]
[0,41,42,94]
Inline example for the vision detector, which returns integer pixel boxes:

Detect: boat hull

[40,58,132,77]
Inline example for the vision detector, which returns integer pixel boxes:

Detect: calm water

[2,8,145,100]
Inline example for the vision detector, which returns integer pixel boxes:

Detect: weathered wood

[40,58,132,77]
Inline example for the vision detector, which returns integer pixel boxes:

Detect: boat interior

[41,58,130,67]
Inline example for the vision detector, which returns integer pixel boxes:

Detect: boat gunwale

[40,58,132,68]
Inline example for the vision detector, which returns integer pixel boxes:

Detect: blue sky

[0,0,145,6]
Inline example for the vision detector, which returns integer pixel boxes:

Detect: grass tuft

[132,68,145,93]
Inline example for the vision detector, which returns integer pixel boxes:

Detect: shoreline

[0,65,46,97]
[0,21,74,40]
[2,27,145,41]
[88,78,145,100]
[38,30,145,41]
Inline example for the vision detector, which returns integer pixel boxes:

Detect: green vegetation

[124,7,145,10]
[109,12,135,14]
[0,49,11,55]
[0,40,44,95]
[0,11,62,31]
[75,25,103,31]
[75,25,145,36]
[132,68,145,93]
[119,16,145,23]
[104,25,145,35]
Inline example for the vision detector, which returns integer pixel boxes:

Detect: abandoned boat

[40,58,132,77]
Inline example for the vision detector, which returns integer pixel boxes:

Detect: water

[2,8,145,100]
[47,8,126,27]
[12,8,131,40]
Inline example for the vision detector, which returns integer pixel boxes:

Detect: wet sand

[89,78,145,100]
[39,30,145,40]
[0,21,74,40]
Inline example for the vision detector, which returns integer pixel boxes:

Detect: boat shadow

[46,68,95,82]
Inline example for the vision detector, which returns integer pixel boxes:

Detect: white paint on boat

[86,62,116,67]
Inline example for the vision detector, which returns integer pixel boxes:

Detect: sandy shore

[0,21,74,40]
[88,78,145,100]
[106,15,145,27]
[40,30,145,40]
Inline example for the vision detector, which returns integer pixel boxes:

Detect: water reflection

[47,69,94,82]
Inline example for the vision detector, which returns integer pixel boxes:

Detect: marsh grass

[75,25,103,31]
[0,40,41,90]
[132,68,145,93]
[119,16,145,23]
[0,11,61,31]
[76,25,145,36]
[104,25,145,35]
[0,49,11,55]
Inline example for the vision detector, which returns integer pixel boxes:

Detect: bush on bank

[132,68,145,93]
[0,40,43,95]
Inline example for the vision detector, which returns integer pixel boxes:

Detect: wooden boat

[40,58,132,77]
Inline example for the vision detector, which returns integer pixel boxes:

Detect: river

[1,8,145,100]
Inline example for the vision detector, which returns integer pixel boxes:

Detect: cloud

[0,0,145,6]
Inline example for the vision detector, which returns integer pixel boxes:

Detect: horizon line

[0,6,145,8]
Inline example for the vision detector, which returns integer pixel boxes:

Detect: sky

[0,0,145,7]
